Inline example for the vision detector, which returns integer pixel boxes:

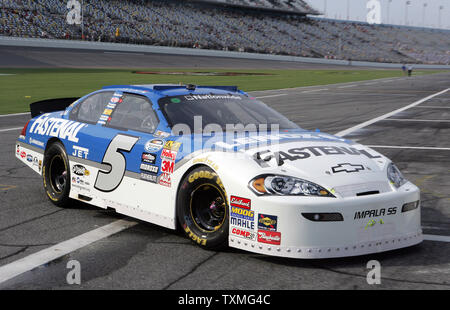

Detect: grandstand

[0,0,449,64]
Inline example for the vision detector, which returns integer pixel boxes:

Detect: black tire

[43,141,71,207]
[177,167,229,250]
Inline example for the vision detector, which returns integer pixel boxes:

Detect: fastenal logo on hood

[29,114,86,143]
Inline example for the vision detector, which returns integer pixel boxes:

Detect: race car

[15,84,422,258]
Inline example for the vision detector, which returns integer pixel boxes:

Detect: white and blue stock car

[15,84,422,258]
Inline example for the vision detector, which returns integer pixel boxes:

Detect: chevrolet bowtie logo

[332,163,365,173]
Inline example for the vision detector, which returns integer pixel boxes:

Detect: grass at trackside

[0,68,443,114]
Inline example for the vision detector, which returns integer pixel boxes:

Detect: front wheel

[177,167,229,250]
[43,141,71,207]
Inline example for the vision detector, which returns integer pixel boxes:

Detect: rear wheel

[43,142,71,207]
[177,167,229,250]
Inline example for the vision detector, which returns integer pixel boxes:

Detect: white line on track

[255,94,287,99]
[0,112,30,117]
[335,88,450,137]
[383,118,450,123]
[0,127,23,133]
[368,145,450,151]
[423,234,450,243]
[414,106,450,109]
[0,219,137,284]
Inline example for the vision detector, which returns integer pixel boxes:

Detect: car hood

[240,139,392,197]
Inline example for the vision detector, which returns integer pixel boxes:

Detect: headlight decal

[387,163,407,188]
[249,174,335,197]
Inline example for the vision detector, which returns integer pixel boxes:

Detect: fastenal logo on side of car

[29,114,86,143]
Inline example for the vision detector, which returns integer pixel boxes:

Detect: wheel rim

[49,155,67,193]
[190,183,226,232]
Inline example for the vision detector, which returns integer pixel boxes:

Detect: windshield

[158,94,299,133]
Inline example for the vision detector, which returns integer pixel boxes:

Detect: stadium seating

[0,0,449,64]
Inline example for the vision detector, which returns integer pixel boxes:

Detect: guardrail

[1,36,449,69]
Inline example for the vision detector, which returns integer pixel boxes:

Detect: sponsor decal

[103,109,113,116]
[161,158,175,174]
[72,145,89,159]
[253,146,381,167]
[257,230,281,245]
[72,164,90,176]
[230,196,251,209]
[161,148,177,161]
[184,94,241,101]
[20,151,26,159]
[110,97,120,103]
[164,140,182,152]
[16,145,20,155]
[230,216,254,230]
[38,160,42,172]
[18,135,26,140]
[231,207,254,221]
[159,172,172,187]
[354,207,397,220]
[140,172,157,183]
[145,139,165,152]
[33,157,39,166]
[332,163,365,173]
[141,152,156,164]
[258,214,277,231]
[192,157,219,171]
[99,115,108,121]
[140,163,158,174]
[153,130,170,138]
[27,154,33,162]
[231,226,256,241]
[29,114,86,143]
[29,137,44,147]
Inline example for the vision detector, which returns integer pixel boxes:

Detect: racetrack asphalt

[0,49,449,289]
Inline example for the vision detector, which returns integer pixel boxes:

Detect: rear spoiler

[30,98,80,118]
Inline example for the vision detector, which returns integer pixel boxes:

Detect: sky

[305,0,450,30]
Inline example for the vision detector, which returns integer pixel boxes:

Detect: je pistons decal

[331,163,365,173]
[258,214,277,231]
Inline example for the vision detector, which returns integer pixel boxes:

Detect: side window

[107,93,159,134]
[70,92,113,124]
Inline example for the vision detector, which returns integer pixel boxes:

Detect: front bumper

[229,182,422,258]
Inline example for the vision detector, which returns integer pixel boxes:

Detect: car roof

[101,84,243,97]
